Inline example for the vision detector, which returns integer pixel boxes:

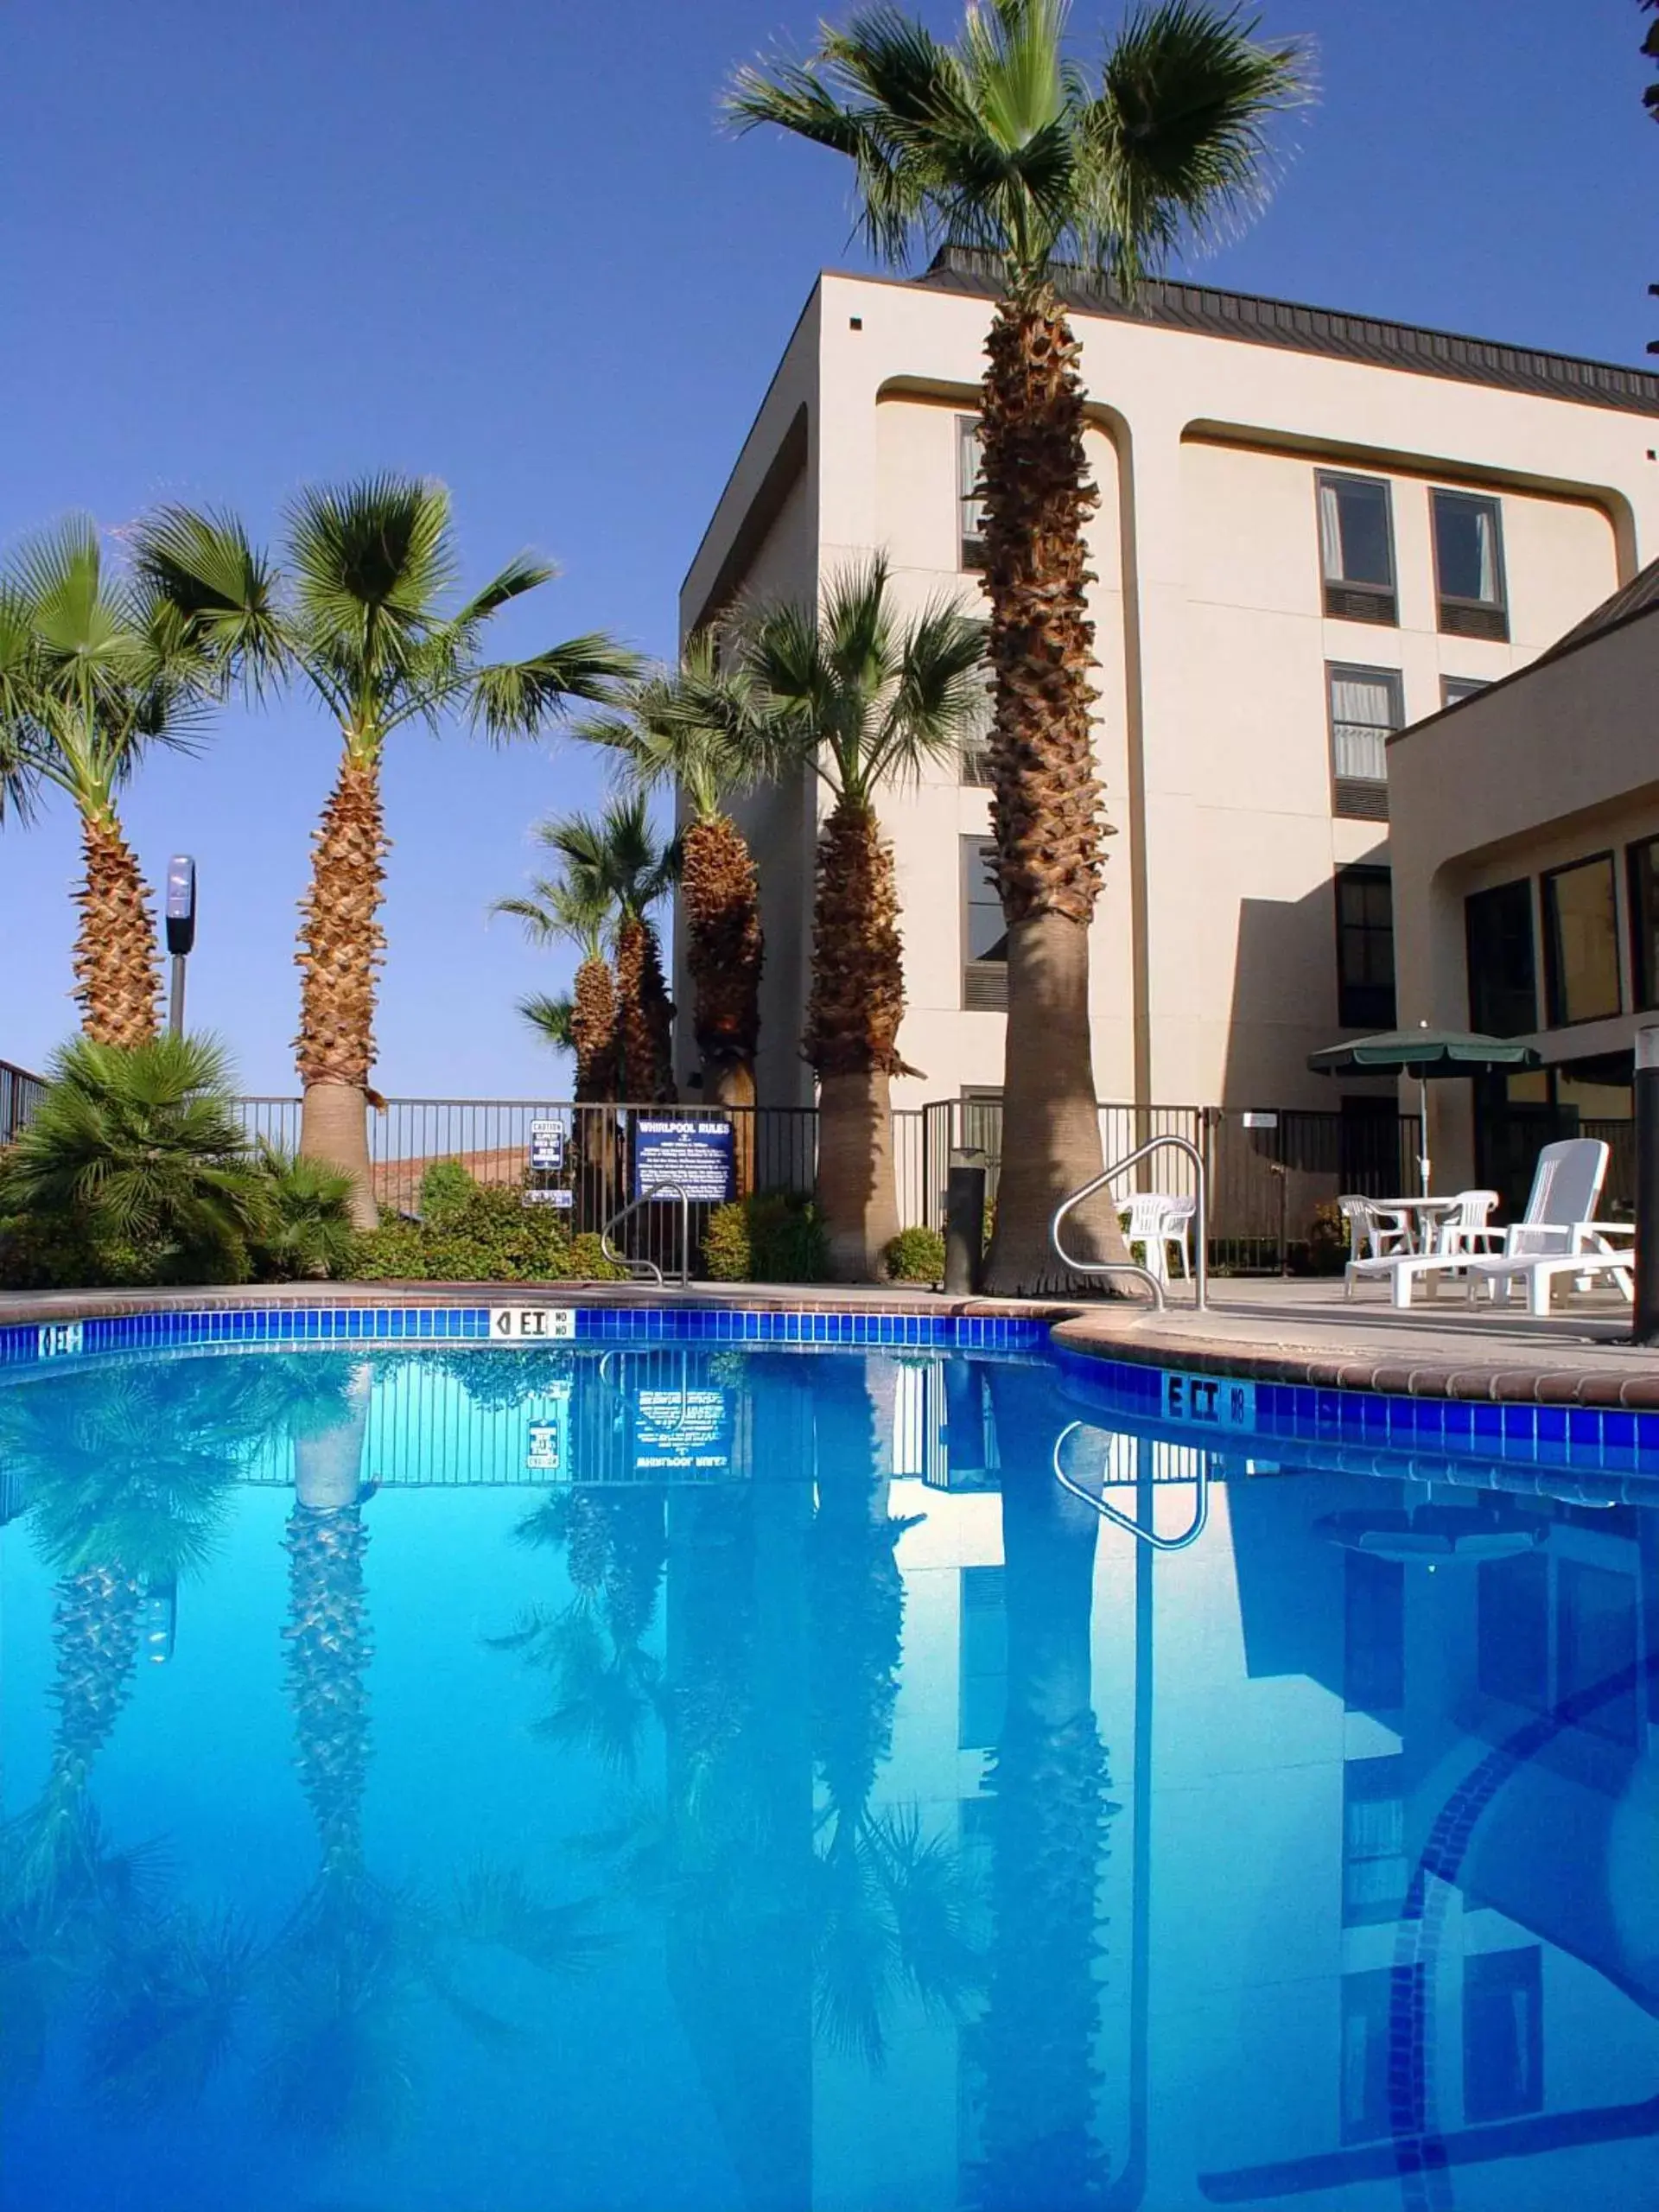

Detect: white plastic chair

[1121,1193,1192,1284]
[1433,1190,1502,1255]
[1339,1196,1409,1297]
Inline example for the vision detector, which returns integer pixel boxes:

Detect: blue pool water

[2,1336,1655,2212]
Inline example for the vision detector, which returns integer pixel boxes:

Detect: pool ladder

[601,1183,692,1289]
[1050,1132,1209,1311]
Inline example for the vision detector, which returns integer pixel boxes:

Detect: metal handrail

[1050,1133,1209,1311]
[601,1183,693,1289]
[1052,1421,1211,1550]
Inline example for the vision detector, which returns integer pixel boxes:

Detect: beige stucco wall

[681,265,1659,1117]
[1389,607,1659,1187]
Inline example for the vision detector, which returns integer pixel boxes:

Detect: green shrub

[569,1231,628,1281]
[417,1158,474,1224]
[884,1225,945,1284]
[702,1188,830,1284]
[1303,1200,1350,1276]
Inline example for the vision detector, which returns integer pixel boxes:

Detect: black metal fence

[1,1060,45,1146]
[3,1062,1623,1278]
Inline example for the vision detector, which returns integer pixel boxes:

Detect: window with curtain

[1335,866,1397,1027]
[1317,472,1396,621]
[1326,664,1403,819]
[961,838,1007,1008]
[1465,880,1537,1037]
[1541,853,1620,1026]
[1433,490,1509,639]
[1342,1967,1422,2142]
[959,670,994,785]
[1627,836,1659,1010]
[958,416,988,570]
[1342,1756,1409,1925]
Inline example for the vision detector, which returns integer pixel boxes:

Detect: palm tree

[0,1034,274,1284]
[135,478,638,1226]
[731,0,1305,1290]
[577,634,772,1113]
[533,794,680,1103]
[0,518,215,1045]
[739,559,984,1280]
[495,878,619,1102]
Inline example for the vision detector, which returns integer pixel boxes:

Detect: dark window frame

[957,415,988,572]
[1541,849,1621,1029]
[1334,864,1397,1029]
[1440,676,1487,709]
[1465,879,1538,1039]
[1315,469,1398,624]
[1463,1948,1543,2124]
[1431,487,1510,640]
[1626,836,1659,1012]
[961,836,1008,1010]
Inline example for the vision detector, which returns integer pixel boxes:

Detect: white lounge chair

[1347,1140,1617,1312]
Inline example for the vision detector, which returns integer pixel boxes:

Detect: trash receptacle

[944,1150,988,1295]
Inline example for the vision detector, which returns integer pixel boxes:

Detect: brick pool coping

[4,1278,1658,1408]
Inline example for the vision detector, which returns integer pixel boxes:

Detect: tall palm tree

[731,0,1305,1290]
[534,794,680,1103]
[135,479,638,1226]
[740,558,984,1280]
[495,878,619,1102]
[577,634,772,1113]
[0,518,215,1045]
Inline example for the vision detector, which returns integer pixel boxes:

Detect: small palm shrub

[702,1189,830,1283]
[884,1225,945,1284]
[0,1038,360,1289]
[0,1036,272,1286]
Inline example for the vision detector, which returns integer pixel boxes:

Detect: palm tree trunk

[613,919,676,1104]
[806,799,906,1281]
[285,1372,373,1876]
[683,813,763,1107]
[73,811,160,1048]
[570,954,619,1103]
[296,756,387,1230]
[977,287,1130,1294]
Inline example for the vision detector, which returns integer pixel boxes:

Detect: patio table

[1372,1195,1463,1253]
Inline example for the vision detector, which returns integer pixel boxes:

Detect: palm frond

[518,990,575,1052]
[468,632,641,744]
[130,506,290,699]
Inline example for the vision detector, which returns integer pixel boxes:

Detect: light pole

[165,855,197,1038]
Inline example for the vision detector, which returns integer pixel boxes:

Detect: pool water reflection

[0,1344,1655,2212]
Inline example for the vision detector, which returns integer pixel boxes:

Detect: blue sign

[633,1116,734,1205]
[528,1118,565,1171]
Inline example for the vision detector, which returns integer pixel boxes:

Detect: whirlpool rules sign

[633,1116,734,1205]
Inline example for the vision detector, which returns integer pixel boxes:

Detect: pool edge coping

[1,1280,1656,1409]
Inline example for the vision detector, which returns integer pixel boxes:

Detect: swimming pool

[2,1313,1656,2211]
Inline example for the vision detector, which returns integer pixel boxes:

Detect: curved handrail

[1050,1132,1209,1311]
[601,1182,693,1289]
[1052,1421,1211,1550]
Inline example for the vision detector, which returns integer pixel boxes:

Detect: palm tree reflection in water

[965,1367,1118,2212]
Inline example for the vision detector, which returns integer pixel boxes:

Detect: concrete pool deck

[2,1272,1656,1408]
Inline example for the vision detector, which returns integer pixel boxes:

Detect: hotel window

[1342,1967,1422,2143]
[1558,1560,1641,1747]
[1344,1552,1405,1713]
[957,1566,1007,1751]
[1327,664,1402,820]
[1342,1756,1408,1925]
[1432,489,1509,640]
[1541,853,1620,1026]
[1463,1949,1542,2123]
[960,671,994,785]
[958,416,988,570]
[1335,866,1397,1028]
[1441,676,1487,709]
[1317,472,1397,622]
[1628,837,1659,1010]
[1465,880,1536,1037]
[1478,1552,1549,1712]
[962,838,1008,1009]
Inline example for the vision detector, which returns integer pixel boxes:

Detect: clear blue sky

[1,0,1652,1096]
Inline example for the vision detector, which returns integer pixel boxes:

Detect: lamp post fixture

[164,855,197,1039]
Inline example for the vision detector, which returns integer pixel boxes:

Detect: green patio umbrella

[1306,1023,1542,1192]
